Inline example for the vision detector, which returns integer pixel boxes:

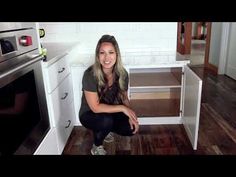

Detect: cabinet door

[182,65,202,150]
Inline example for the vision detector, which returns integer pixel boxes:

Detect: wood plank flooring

[63,66,236,155]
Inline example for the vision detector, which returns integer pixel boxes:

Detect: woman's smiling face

[98,42,117,70]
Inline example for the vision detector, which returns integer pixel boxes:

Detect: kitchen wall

[225,23,236,80]
[208,22,222,67]
[39,22,177,55]
[192,22,197,37]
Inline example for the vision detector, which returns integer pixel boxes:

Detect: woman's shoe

[104,132,114,143]
[91,144,107,155]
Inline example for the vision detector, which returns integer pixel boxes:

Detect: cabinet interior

[129,67,182,117]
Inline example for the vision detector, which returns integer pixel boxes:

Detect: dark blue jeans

[79,111,134,146]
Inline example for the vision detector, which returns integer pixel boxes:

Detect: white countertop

[41,42,80,67]
[40,42,190,68]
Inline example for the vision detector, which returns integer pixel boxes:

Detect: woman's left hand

[128,118,139,134]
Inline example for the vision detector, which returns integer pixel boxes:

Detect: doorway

[190,22,207,66]
[177,22,215,70]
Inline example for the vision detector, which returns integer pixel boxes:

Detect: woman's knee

[80,112,114,131]
[98,113,114,130]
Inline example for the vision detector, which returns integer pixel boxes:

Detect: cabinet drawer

[49,74,74,126]
[56,101,76,154]
[45,54,70,93]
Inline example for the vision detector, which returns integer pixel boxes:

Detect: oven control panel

[0,28,39,63]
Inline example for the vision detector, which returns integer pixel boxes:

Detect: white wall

[192,22,197,37]
[39,22,177,54]
[225,23,236,80]
[208,23,222,67]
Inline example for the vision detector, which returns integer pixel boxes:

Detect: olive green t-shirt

[79,66,129,117]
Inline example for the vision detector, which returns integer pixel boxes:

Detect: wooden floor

[63,66,236,155]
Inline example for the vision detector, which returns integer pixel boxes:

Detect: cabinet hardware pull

[61,92,68,100]
[65,120,71,128]
[58,67,65,73]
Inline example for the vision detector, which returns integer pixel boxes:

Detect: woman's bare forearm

[92,103,125,114]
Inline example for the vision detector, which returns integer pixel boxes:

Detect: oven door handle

[0,55,43,79]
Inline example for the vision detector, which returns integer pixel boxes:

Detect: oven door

[0,56,50,155]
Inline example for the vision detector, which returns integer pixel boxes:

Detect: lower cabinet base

[34,125,74,155]
[34,128,59,155]
[56,124,74,154]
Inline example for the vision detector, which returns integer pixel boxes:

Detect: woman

[79,34,139,155]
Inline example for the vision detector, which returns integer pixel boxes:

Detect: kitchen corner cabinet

[126,64,202,150]
[71,63,202,150]
[34,53,76,155]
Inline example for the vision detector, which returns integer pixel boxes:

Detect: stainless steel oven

[0,23,50,155]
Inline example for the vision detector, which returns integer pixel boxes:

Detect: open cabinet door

[182,66,202,150]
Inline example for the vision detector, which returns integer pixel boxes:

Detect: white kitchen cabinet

[35,53,76,155]
[126,64,202,150]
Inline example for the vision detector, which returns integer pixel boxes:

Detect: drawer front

[45,54,70,93]
[56,101,76,154]
[49,74,74,126]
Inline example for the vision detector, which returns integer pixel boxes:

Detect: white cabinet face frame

[127,65,184,124]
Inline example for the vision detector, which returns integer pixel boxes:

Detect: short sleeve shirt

[79,66,129,117]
